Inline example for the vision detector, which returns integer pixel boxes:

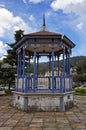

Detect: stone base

[12,91,74,112]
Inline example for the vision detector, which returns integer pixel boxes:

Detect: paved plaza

[0,95,86,130]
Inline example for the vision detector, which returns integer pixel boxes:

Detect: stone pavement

[0,95,86,130]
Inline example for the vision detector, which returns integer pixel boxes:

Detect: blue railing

[15,75,73,93]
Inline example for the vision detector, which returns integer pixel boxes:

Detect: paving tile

[13,127,28,130]
[59,128,72,130]
[58,123,70,128]
[43,122,56,128]
[72,123,86,129]
[28,128,42,130]
[0,95,86,130]
[74,128,86,130]
[4,119,17,127]
[29,122,43,128]
[32,118,43,123]
[43,128,57,130]
[0,127,12,130]
[44,117,55,122]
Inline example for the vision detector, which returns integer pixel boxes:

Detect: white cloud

[0,4,5,8]
[29,0,44,4]
[0,41,8,60]
[50,0,86,57]
[0,8,36,59]
[22,0,27,4]
[29,15,35,21]
[0,8,13,37]
[77,22,83,30]
[0,8,35,39]
[50,0,84,12]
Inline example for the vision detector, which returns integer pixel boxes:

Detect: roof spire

[42,13,46,30]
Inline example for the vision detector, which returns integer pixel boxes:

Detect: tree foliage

[77,59,86,74]
[73,74,86,84]
[0,29,24,89]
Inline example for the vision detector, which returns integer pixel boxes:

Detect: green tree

[3,29,24,68]
[14,29,24,42]
[2,29,24,89]
[77,59,86,74]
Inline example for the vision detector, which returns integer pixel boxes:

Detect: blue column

[17,53,20,76]
[20,53,22,76]
[60,76,63,93]
[57,54,60,76]
[68,53,70,76]
[49,55,51,89]
[28,55,30,90]
[17,52,20,91]
[62,48,65,92]
[37,55,39,77]
[62,49,65,77]
[66,53,69,76]
[66,53,67,76]
[51,41,54,92]
[22,47,26,92]
[68,53,71,91]
[37,55,39,88]
[33,42,37,92]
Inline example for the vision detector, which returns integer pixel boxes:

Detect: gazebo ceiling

[26,43,62,53]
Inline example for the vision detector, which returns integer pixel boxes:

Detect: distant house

[45,68,62,76]
[70,67,77,75]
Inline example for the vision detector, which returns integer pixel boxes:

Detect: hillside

[69,56,86,66]
[38,56,86,74]
[1,56,86,74]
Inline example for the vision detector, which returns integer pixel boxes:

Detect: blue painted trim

[33,42,37,92]
[16,44,24,52]
[16,41,30,52]
[51,41,54,92]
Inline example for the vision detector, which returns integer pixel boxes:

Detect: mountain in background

[38,56,86,74]
[0,56,86,74]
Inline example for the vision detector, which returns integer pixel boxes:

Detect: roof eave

[14,34,62,48]
[62,35,76,48]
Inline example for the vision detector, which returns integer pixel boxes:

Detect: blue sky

[0,0,86,60]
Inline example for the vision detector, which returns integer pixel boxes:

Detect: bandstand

[12,15,75,112]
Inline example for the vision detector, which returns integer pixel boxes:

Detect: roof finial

[42,13,46,30]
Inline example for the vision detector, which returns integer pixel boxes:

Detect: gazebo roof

[26,29,61,36]
[15,15,75,49]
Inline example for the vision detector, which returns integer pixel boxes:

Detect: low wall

[12,92,74,111]
[12,91,74,112]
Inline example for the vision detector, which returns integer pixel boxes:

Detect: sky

[0,0,86,60]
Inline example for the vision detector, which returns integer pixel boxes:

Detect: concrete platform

[12,91,74,112]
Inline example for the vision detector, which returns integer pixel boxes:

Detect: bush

[74,88,86,94]
[5,89,12,95]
